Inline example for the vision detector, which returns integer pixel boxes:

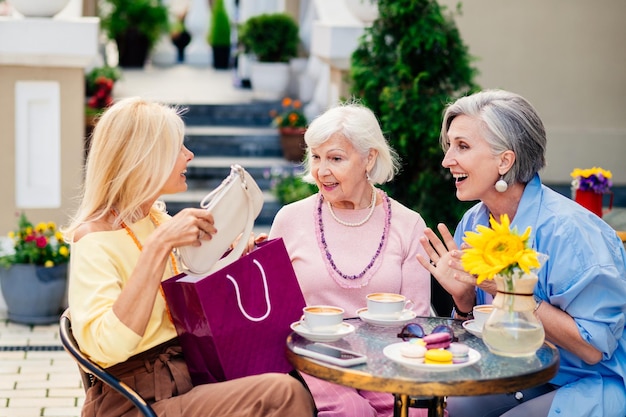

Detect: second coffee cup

[301,305,344,333]
[366,293,414,319]
[473,304,495,328]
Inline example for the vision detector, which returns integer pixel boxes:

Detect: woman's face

[442,115,502,202]
[310,133,375,209]
[160,144,194,195]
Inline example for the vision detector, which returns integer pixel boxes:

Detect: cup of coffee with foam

[472,304,494,329]
[301,305,344,333]
[366,293,414,319]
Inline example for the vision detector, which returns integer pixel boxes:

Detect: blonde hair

[63,97,185,240]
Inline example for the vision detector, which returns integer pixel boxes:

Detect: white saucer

[290,321,355,343]
[383,342,481,371]
[462,320,483,338]
[356,307,417,327]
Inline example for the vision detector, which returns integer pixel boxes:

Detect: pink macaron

[423,332,452,349]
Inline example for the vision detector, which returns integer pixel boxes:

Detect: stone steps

[162,102,300,227]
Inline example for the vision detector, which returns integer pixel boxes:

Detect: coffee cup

[300,305,344,333]
[473,304,494,328]
[366,293,414,319]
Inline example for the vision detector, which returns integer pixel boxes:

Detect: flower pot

[172,30,192,63]
[212,45,231,69]
[116,29,150,68]
[250,62,290,100]
[279,127,307,162]
[0,264,67,325]
[482,274,545,357]
[10,0,70,17]
[575,189,607,218]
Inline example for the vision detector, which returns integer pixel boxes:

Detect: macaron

[424,348,453,365]
[447,342,470,364]
[399,343,427,360]
[423,332,452,349]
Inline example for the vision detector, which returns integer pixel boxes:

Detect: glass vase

[482,274,545,357]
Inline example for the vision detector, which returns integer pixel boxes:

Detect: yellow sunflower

[461,214,540,284]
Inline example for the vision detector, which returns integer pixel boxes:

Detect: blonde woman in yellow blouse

[63,97,314,417]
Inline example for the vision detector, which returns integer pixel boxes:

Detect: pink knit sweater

[269,192,431,317]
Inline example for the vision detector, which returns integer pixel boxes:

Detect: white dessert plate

[383,342,481,371]
[462,320,483,338]
[357,307,417,327]
[290,321,355,343]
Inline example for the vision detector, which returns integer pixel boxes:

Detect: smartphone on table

[292,342,367,367]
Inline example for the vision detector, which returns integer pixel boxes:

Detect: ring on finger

[430,260,437,267]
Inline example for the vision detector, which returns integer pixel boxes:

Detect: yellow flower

[570,167,612,180]
[59,246,69,257]
[461,214,540,284]
[44,260,55,267]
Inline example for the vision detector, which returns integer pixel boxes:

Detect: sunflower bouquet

[461,214,541,288]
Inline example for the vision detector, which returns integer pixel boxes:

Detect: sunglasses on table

[397,323,456,342]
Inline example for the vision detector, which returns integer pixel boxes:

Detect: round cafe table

[286,316,559,417]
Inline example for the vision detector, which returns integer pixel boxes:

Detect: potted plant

[84,65,120,158]
[270,97,308,162]
[207,0,231,69]
[171,11,191,63]
[238,13,300,100]
[0,213,70,325]
[265,167,317,205]
[99,0,170,68]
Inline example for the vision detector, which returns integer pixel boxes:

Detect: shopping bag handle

[226,259,271,322]
[202,166,256,273]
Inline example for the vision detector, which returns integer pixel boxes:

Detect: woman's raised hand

[416,223,476,298]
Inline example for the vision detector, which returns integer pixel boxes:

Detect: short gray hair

[440,89,546,185]
[302,102,400,184]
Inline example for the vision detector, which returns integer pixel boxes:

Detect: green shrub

[238,13,299,62]
[208,0,231,47]
[350,0,479,229]
[100,0,169,50]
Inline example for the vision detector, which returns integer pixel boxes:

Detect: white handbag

[178,164,264,275]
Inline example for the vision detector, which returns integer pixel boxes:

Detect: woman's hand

[416,223,477,310]
[230,232,269,256]
[154,208,217,250]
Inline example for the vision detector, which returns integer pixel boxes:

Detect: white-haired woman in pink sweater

[269,102,431,417]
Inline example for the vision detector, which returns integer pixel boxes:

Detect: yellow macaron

[424,349,453,365]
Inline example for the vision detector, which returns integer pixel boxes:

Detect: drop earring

[495,176,508,193]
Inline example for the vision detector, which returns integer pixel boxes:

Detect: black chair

[59,309,157,417]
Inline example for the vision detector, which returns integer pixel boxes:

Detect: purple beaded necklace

[316,190,391,281]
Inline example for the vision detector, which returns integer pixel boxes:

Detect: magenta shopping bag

[161,238,305,385]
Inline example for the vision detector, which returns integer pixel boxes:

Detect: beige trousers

[81,339,314,417]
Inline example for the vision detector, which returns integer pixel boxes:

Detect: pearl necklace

[326,184,377,227]
[317,190,391,282]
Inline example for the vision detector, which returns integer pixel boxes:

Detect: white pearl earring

[495,176,508,193]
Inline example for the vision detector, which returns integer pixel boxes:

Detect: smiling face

[160,144,194,195]
[442,115,505,204]
[310,133,376,209]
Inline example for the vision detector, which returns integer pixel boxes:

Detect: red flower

[36,236,48,248]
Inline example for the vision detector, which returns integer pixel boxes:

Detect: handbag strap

[225,259,271,322]
[202,165,256,273]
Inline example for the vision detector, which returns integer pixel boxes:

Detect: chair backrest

[59,309,158,417]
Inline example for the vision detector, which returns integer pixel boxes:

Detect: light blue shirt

[454,174,626,417]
